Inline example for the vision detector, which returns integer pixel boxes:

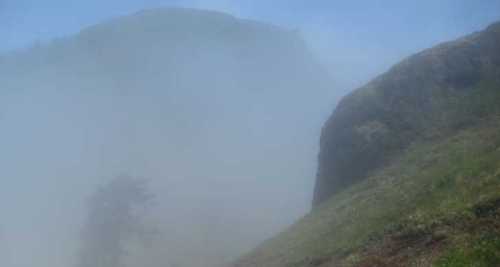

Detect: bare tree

[78,175,154,267]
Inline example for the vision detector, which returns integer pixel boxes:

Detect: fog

[1,1,499,267]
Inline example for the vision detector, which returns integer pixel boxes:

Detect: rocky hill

[234,21,500,267]
[314,21,500,206]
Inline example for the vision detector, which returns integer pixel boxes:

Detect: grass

[435,234,500,267]
[235,116,500,267]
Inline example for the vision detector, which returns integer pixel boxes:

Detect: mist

[1,1,500,267]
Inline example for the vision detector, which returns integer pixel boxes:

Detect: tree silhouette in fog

[78,175,153,267]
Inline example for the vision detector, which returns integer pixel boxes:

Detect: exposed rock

[313,21,500,206]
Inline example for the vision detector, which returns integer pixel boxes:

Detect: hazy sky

[2,0,500,51]
[1,2,500,267]
[2,0,500,88]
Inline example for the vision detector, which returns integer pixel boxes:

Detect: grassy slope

[234,81,500,267]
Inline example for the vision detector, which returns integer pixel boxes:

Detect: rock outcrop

[313,21,500,206]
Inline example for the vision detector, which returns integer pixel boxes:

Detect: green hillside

[236,116,500,267]
[234,22,500,267]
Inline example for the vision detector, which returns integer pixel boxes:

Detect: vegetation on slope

[234,57,500,267]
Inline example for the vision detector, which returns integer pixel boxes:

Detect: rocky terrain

[235,21,500,267]
[314,21,500,206]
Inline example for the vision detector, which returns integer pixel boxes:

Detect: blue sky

[2,0,500,89]
[0,0,500,51]
[2,0,500,53]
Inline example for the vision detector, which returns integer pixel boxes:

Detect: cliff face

[313,21,500,206]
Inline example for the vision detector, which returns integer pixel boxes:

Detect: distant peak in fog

[0,6,331,267]
[77,7,292,43]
